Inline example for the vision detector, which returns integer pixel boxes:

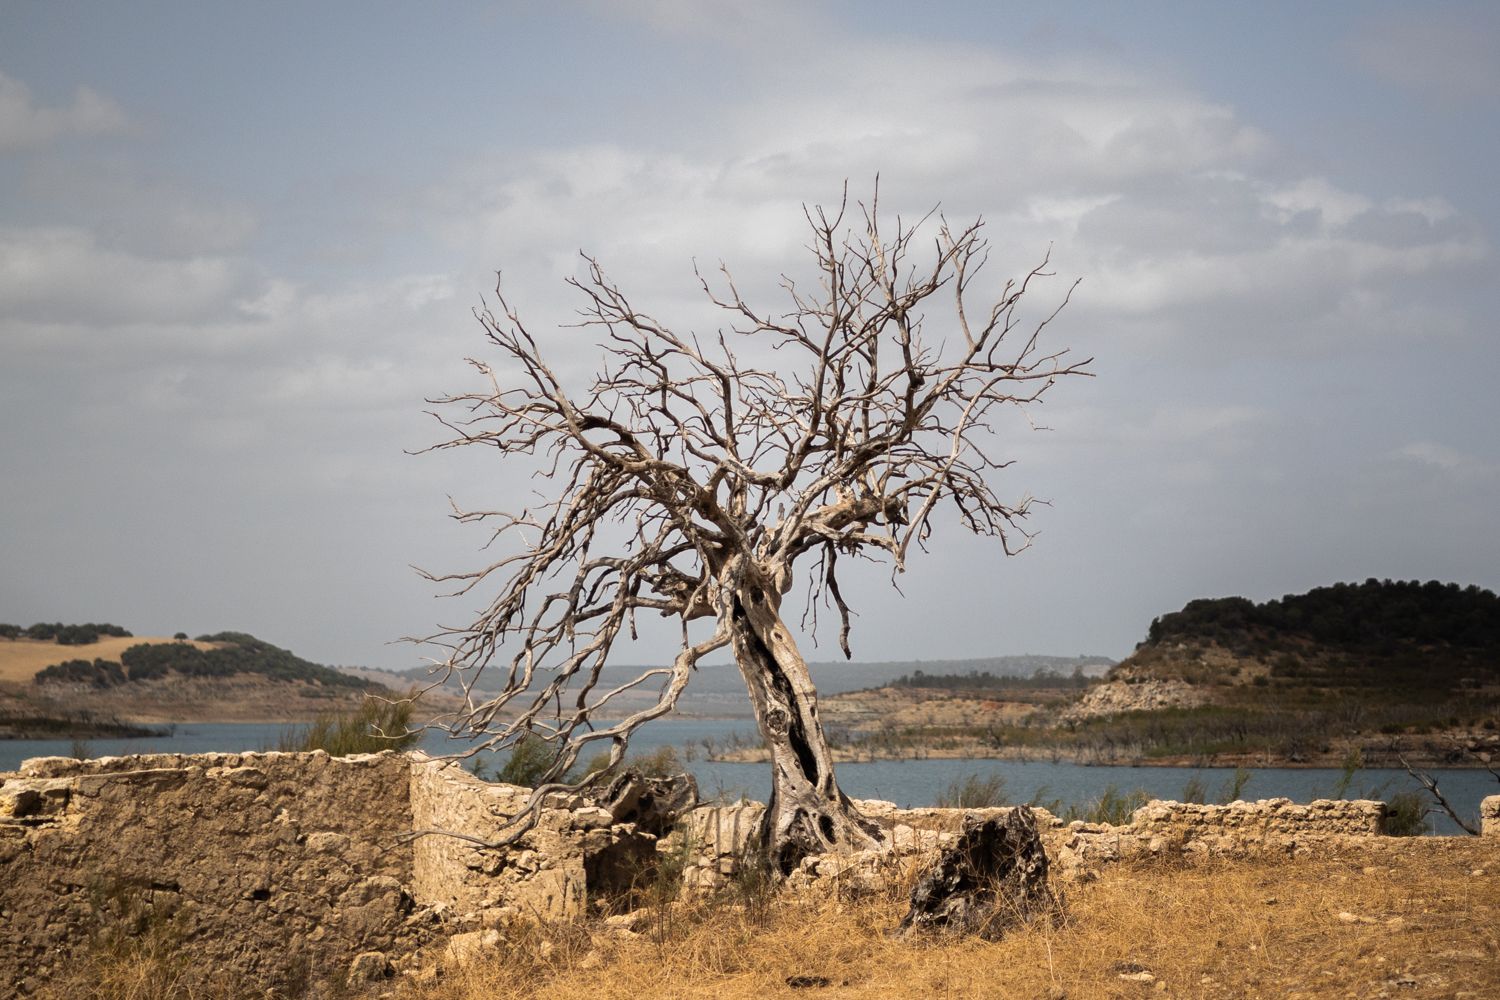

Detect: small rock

[442,929,501,966]
[1470,868,1485,877]
[347,951,391,984]
[1118,971,1156,983]
[1385,917,1404,931]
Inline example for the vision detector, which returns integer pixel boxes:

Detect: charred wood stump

[598,768,698,837]
[898,807,1058,940]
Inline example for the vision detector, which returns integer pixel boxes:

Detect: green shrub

[1064,784,1149,826]
[627,744,684,779]
[935,772,1008,808]
[496,733,560,786]
[35,658,125,687]
[1217,766,1252,803]
[1179,775,1207,804]
[277,695,418,756]
[1384,791,1430,836]
[1332,748,1363,799]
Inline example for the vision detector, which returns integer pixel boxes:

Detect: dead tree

[417,188,1090,872]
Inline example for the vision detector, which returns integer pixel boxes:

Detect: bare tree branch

[412,187,1090,864]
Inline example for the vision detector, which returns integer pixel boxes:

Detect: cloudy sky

[2,2,1497,672]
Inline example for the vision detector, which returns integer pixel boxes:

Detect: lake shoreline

[708,741,1494,770]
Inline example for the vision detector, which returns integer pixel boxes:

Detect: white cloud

[419,37,1488,377]
[0,70,130,152]
[1393,441,1496,480]
[0,226,259,327]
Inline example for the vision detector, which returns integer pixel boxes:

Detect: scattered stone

[442,929,501,966]
[346,951,392,984]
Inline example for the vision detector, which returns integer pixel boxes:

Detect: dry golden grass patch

[402,840,1497,1000]
[0,637,216,683]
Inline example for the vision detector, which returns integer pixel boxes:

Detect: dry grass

[399,839,1498,1000]
[0,637,217,683]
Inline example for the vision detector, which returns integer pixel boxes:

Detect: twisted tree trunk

[728,579,882,873]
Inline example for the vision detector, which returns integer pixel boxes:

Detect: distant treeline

[0,622,133,645]
[891,668,1094,691]
[1145,580,1500,652]
[34,632,369,690]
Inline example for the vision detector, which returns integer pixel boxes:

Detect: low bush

[278,695,419,756]
[934,772,1008,808]
[35,658,126,687]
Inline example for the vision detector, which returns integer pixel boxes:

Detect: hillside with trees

[27,631,369,690]
[1,625,389,736]
[798,582,1500,768]
[1050,580,1500,765]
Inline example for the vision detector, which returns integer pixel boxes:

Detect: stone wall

[673,795,1413,893]
[0,751,420,996]
[409,758,655,924]
[3,751,1496,996]
[0,751,665,995]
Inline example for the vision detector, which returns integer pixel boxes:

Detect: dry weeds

[400,839,1497,1000]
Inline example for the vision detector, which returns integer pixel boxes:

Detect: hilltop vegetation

[1135,579,1500,689]
[0,622,132,645]
[1,624,392,736]
[31,631,368,690]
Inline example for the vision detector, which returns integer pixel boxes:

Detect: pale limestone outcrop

[1061,678,1207,721]
[1483,794,1500,837]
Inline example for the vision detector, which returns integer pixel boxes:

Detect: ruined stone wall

[409,756,636,923]
[0,751,419,996]
[3,750,1495,996]
[0,752,671,995]
[675,795,1419,892]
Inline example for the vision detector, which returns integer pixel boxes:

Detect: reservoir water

[3,718,1492,836]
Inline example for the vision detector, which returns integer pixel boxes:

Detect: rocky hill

[1076,579,1500,718]
[802,581,1500,767]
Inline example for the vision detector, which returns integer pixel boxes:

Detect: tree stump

[898,807,1058,939]
[597,768,698,837]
